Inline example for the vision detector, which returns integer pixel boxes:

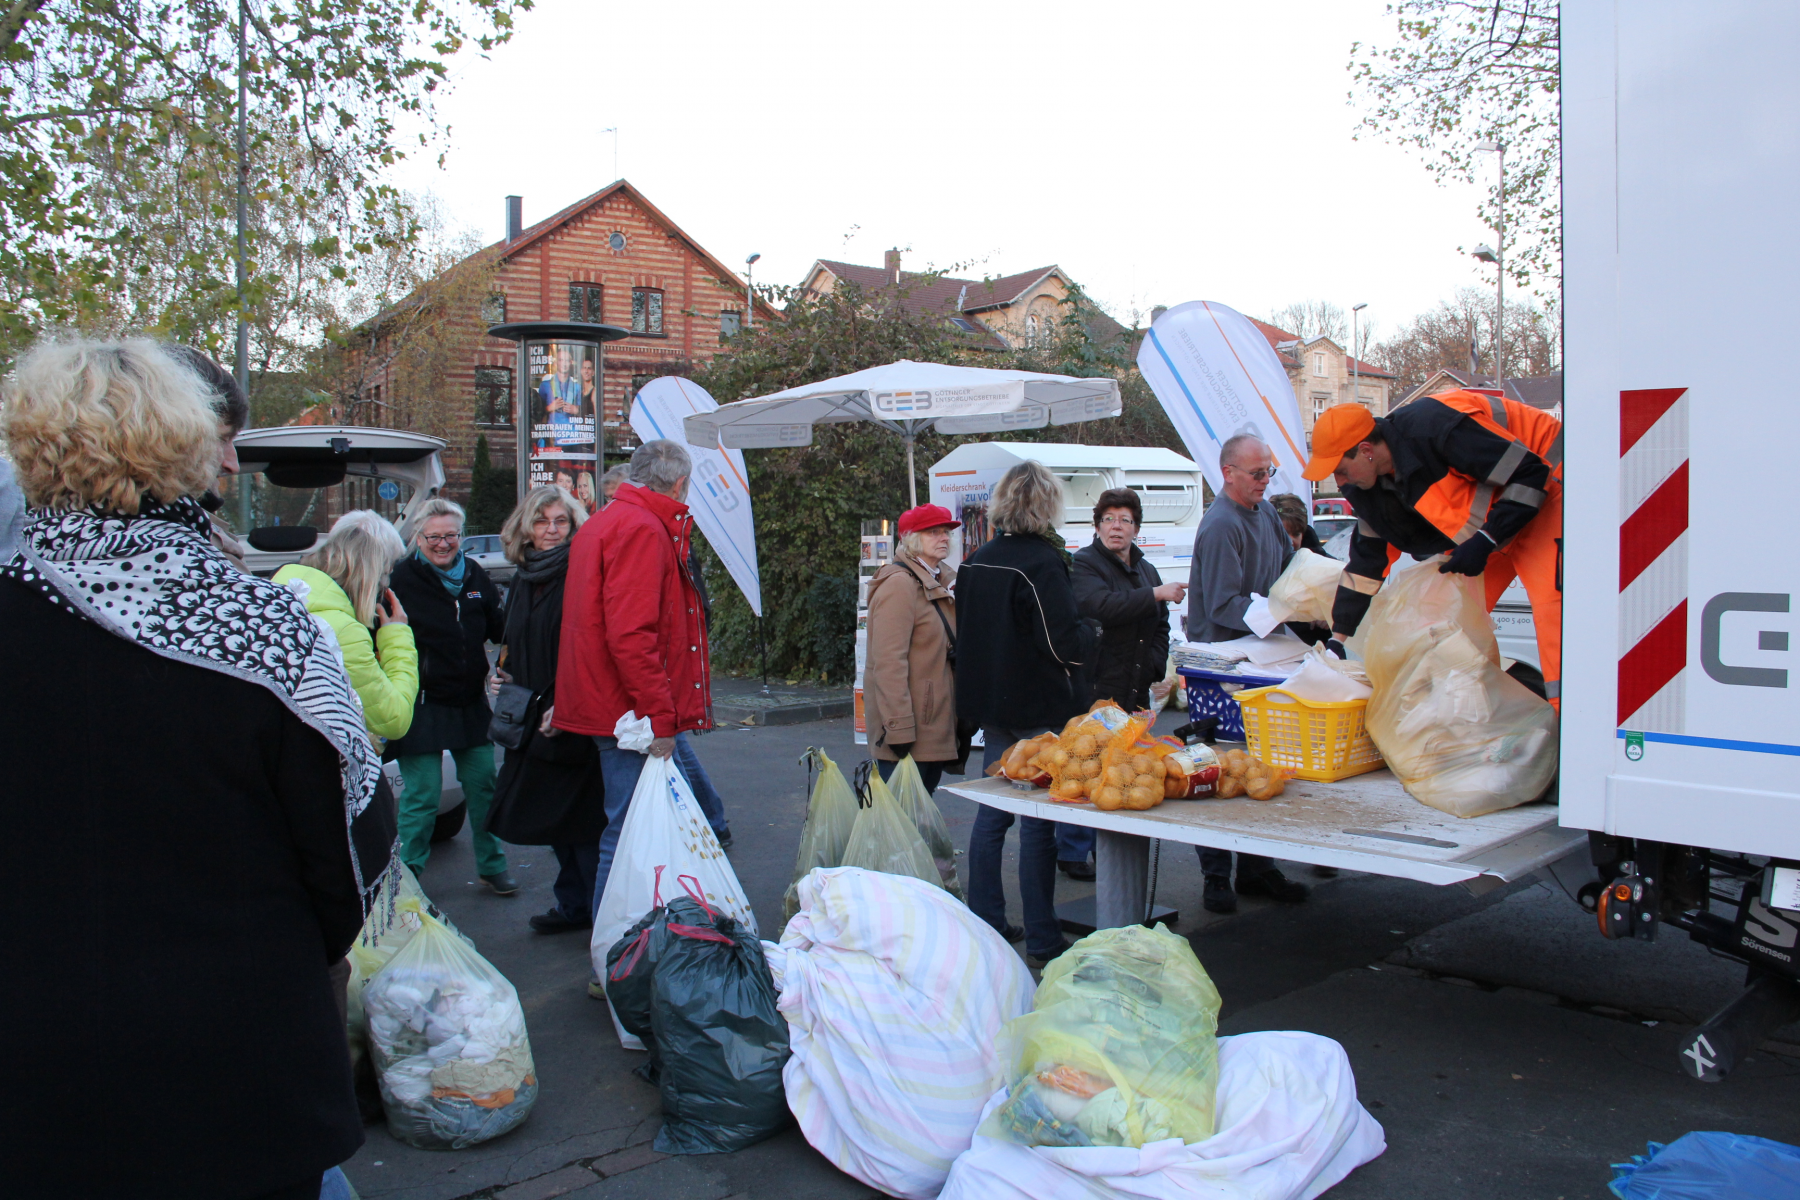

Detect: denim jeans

[551,841,600,923]
[591,736,700,916]
[1199,848,1274,880]
[1056,822,1096,863]
[675,731,729,836]
[969,726,1063,957]
[875,758,947,794]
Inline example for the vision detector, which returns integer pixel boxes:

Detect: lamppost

[1351,302,1368,412]
[1473,139,1507,394]
[744,253,761,330]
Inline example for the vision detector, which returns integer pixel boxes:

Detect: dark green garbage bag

[605,887,791,1154]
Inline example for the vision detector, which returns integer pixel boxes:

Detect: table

[943,766,1584,930]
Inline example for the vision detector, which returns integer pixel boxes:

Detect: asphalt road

[343,713,1800,1200]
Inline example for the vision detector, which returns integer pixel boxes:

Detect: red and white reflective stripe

[1617,387,1689,731]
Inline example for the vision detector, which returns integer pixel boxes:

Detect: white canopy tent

[681,359,1122,505]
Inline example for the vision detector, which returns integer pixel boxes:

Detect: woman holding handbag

[485,484,607,934]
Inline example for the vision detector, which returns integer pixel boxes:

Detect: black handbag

[486,648,535,750]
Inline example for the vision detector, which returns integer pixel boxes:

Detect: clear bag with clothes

[840,769,944,891]
[981,924,1222,1149]
[345,864,468,1071]
[1359,561,1558,818]
[783,748,861,923]
[887,756,966,900]
[363,899,538,1149]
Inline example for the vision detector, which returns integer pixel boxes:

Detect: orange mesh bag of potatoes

[1092,729,1171,812]
[989,733,1061,786]
[1215,748,1289,800]
[1045,704,1139,804]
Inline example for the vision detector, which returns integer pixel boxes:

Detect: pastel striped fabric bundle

[771,867,1035,1200]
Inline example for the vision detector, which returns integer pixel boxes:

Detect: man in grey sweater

[1187,434,1310,912]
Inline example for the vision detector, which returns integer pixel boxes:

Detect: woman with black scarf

[485,485,607,934]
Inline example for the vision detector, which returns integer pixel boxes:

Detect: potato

[1094,785,1125,811]
[1245,775,1280,801]
[1107,763,1134,787]
[1080,756,1104,779]
[1125,785,1159,809]
[1049,747,1071,768]
[1130,753,1155,775]
[1071,734,1099,758]
[1132,772,1156,791]
[1148,758,1167,779]
[1216,775,1246,799]
[1055,778,1086,801]
[1082,776,1099,798]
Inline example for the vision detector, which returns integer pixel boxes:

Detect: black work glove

[889,742,914,761]
[1439,532,1497,577]
[1324,639,1348,659]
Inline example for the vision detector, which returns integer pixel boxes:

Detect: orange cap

[1301,404,1377,481]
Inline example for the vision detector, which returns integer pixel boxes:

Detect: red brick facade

[378,181,774,499]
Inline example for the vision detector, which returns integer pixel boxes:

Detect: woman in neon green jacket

[275,510,418,745]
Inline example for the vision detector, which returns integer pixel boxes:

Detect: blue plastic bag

[1610,1132,1800,1199]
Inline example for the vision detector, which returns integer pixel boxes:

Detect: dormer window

[1313,352,1328,378]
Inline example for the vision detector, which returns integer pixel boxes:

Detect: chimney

[505,195,523,243]
[884,247,901,283]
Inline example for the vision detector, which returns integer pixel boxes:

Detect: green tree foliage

[691,279,1180,683]
[1351,2,1560,292]
[465,434,515,535]
[0,0,531,357]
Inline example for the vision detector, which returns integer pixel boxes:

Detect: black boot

[1203,873,1238,914]
[1236,867,1310,903]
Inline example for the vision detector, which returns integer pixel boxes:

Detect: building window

[719,310,742,341]
[608,231,627,252]
[1025,314,1041,347]
[1312,352,1327,378]
[1312,392,1331,421]
[631,288,663,335]
[480,293,506,326]
[475,366,512,427]
[569,284,602,323]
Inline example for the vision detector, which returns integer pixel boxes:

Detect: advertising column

[522,338,602,511]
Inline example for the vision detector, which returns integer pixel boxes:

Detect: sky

[392,0,1501,348]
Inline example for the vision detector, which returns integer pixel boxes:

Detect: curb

[713,697,853,727]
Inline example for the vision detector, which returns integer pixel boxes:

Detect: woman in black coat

[1,337,391,1198]
[954,461,1097,966]
[388,497,512,890]
[486,485,607,934]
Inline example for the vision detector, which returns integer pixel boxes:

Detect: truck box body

[1563,1,1800,856]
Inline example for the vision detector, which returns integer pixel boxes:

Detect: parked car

[461,533,515,589]
[1312,514,1357,551]
[1313,497,1352,516]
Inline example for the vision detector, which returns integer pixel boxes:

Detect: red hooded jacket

[554,482,712,739]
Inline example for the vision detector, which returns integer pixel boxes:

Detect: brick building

[359,180,776,500]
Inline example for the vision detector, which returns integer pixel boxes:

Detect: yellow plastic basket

[1232,686,1385,782]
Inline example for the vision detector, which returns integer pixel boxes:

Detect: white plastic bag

[1360,561,1558,818]
[940,1031,1385,1200]
[1266,548,1344,626]
[776,867,1035,1200]
[590,753,757,1049]
[363,901,538,1149]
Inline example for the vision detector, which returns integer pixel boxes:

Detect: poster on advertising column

[526,340,601,511]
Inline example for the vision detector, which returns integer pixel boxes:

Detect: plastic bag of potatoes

[1091,733,1174,811]
[1045,704,1142,804]
[1215,748,1288,800]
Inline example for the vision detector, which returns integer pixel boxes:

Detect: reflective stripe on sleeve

[1454,484,1496,542]
[1542,679,1560,700]
[1342,572,1382,596]
[1488,394,1508,428]
[1500,482,1547,508]
[1487,439,1528,485]
[1545,428,1564,469]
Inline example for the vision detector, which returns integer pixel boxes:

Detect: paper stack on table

[1173,632,1310,677]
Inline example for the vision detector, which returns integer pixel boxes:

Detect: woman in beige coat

[864,504,964,793]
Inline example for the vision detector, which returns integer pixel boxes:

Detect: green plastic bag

[889,755,966,901]
[981,924,1222,1148]
[840,769,944,891]
[784,749,862,922]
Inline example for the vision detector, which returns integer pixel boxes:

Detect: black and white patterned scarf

[0,496,397,915]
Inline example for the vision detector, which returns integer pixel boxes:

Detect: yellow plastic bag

[1266,547,1344,625]
[840,769,945,892]
[784,748,861,922]
[981,924,1222,1148]
[1360,561,1558,818]
[888,756,966,901]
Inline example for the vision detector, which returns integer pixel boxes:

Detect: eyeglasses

[421,533,462,546]
[1099,515,1137,529]
[532,515,571,529]
[1226,465,1276,482]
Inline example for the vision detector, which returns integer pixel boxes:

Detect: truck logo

[1701,593,1790,689]
[1744,898,1798,949]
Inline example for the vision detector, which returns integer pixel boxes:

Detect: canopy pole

[905,433,917,508]
[758,614,770,693]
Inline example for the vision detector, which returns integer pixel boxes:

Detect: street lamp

[744,253,761,330]
[1473,139,1506,395]
[1351,302,1368,413]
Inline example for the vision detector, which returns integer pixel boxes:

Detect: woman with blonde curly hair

[0,337,392,1198]
[274,510,418,746]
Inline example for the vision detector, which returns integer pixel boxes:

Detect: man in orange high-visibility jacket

[1301,394,1563,706]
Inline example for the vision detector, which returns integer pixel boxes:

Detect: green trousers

[396,745,506,877]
